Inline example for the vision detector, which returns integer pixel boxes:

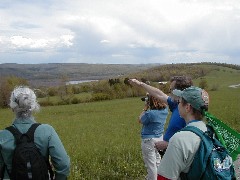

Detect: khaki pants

[234,154,240,179]
[141,136,163,180]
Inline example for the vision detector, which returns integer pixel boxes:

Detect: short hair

[170,76,193,90]
[9,86,40,118]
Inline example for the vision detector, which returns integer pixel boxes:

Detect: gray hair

[9,86,40,118]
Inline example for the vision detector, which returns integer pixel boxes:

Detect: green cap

[172,86,209,112]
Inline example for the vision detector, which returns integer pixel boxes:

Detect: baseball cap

[172,86,209,112]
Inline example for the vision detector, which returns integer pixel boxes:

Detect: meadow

[0,66,239,179]
[0,98,147,179]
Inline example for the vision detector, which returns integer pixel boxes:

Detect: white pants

[234,154,240,180]
[141,136,163,180]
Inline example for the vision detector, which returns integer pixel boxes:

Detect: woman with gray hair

[0,86,70,180]
[9,86,40,118]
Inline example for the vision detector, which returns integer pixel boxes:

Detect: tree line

[1,62,233,108]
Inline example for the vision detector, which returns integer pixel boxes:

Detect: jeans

[141,136,163,180]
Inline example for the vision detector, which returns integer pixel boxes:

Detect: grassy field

[193,66,240,131]
[0,98,146,179]
[0,65,239,179]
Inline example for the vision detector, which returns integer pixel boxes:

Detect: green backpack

[180,125,236,180]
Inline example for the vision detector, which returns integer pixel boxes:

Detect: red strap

[157,174,170,180]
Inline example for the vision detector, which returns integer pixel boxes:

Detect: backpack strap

[5,123,55,179]
[182,125,210,139]
[25,123,41,142]
[6,123,41,143]
[26,123,55,180]
[2,126,22,179]
[0,155,6,180]
[181,126,214,179]
[5,126,22,144]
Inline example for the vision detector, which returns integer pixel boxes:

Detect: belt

[142,138,153,143]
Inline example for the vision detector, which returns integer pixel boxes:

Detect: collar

[13,117,36,124]
[187,119,201,125]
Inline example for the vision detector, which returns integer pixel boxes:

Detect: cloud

[0,0,240,64]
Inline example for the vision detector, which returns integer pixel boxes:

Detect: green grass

[193,66,240,131]
[0,65,239,179]
[194,66,240,89]
[0,98,147,180]
[38,92,92,105]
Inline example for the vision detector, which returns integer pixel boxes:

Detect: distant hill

[127,62,240,82]
[0,63,161,87]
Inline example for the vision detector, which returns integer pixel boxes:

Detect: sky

[1,0,240,65]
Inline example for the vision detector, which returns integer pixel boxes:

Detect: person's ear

[185,103,192,113]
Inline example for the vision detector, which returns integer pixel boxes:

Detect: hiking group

[129,77,236,180]
[0,76,237,180]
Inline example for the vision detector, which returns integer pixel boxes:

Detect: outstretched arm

[129,79,168,104]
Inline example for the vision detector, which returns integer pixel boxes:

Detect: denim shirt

[140,108,169,139]
[0,117,70,180]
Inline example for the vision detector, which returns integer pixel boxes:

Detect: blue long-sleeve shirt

[0,117,70,180]
[163,97,186,141]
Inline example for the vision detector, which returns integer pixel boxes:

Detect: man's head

[172,86,209,113]
[169,76,193,93]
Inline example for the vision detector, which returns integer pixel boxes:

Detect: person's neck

[184,114,196,124]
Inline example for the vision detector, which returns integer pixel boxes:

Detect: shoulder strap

[25,123,55,179]
[6,123,41,143]
[181,125,213,151]
[182,125,205,138]
[25,123,41,142]
[181,126,214,179]
[5,126,22,141]
[0,154,6,180]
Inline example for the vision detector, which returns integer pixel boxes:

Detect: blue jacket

[0,117,70,180]
[163,97,186,141]
[140,108,168,139]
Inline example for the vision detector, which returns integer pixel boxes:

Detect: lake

[66,80,98,85]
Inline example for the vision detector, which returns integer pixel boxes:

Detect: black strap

[0,164,5,180]
[6,123,41,142]
[25,123,41,142]
[5,126,22,141]
[5,123,55,179]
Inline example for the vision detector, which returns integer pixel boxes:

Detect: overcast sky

[1,0,240,65]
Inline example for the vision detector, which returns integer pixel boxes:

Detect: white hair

[9,86,40,118]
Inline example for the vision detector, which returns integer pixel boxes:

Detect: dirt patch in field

[229,84,240,88]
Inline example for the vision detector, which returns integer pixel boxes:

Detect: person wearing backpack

[0,86,70,180]
[157,86,236,180]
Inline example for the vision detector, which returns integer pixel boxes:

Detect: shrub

[57,101,70,105]
[91,93,112,101]
[210,84,219,91]
[71,97,79,104]
[39,100,54,107]
[199,78,208,89]
[47,87,58,96]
